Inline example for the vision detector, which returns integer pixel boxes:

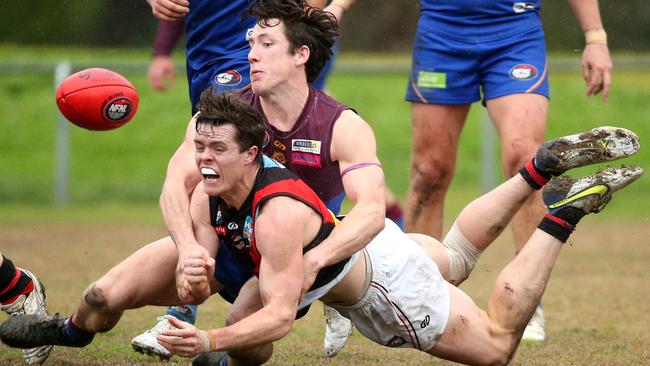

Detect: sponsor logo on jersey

[509,64,538,80]
[513,2,535,13]
[214,226,227,236]
[292,139,321,154]
[104,97,133,121]
[272,151,287,165]
[215,70,242,86]
[291,152,321,167]
[231,233,248,251]
[417,71,446,88]
[227,222,239,230]
[386,335,406,347]
[274,140,287,151]
[243,216,254,242]
[215,207,223,224]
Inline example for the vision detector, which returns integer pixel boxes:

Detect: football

[55,68,139,131]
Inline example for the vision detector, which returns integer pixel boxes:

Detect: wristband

[198,330,216,352]
[585,28,607,45]
[331,0,352,11]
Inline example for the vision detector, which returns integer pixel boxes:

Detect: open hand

[157,316,212,357]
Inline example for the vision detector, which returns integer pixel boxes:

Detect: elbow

[274,307,296,340]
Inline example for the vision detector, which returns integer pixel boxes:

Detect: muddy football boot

[535,126,640,176]
[0,312,92,349]
[0,269,53,364]
[543,166,643,214]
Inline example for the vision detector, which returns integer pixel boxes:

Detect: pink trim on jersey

[341,162,383,178]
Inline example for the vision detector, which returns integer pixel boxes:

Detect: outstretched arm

[160,117,213,300]
[302,110,386,292]
[149,19,183,91]
[567,0,612,101]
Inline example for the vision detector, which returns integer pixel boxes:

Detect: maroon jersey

[237,86,352,214]
[209,156,351,290]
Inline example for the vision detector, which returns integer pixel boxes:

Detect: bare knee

[410,157,454,201]
[83,282,109,311]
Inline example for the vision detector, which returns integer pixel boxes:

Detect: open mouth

[201,167,220,181]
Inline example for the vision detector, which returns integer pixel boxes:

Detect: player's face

[248,20,299,95]
[194,123,254,198]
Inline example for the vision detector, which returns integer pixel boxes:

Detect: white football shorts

[331,219,450,351]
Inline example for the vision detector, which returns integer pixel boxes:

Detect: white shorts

[331,220,450,351]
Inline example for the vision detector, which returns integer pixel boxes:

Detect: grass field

[1,46,649,364]
[1,219,649,365]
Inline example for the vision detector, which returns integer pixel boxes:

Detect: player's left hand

[582,43,612,101]
[157,316,212,357]
[301,253,320,297]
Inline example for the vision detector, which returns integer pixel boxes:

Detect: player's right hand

[146,0,189,21]
[175,244,213,304]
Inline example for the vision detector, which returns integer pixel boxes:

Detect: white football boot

[131,315,176,359]
[323,305,352,357]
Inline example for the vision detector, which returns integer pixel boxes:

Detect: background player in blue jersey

[146,1,337,105]
[138,0,377,361]
[404,0,612,342]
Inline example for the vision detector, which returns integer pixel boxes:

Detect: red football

[55,68,139,131]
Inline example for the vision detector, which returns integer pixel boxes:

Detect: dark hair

[246,0,339,82]
[195,88,266,163]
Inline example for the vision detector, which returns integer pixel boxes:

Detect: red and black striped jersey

[209,156,351,290]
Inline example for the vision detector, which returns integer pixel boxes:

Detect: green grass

[1,45,650,365]
[1,61,649,218]
[2,219,649,365]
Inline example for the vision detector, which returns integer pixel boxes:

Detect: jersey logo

[513,2,535,13]
[292,139,321,154]
[214,226,227,236]
[291,152,321,167]
[272,151,287,165]
[231,233,249,251]
[386,335,406,347]
[243,215,254,242]
[227,222,239,230]
[420,315,430,328]
[215,70,242,86]
[416,71,446,89]
[509,64,538,80]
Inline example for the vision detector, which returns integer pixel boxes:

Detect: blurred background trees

[3,0,649,52]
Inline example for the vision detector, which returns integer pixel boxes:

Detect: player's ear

[295,45,310,67]
[245,146,259,164]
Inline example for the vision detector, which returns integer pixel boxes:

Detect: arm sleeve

[152,19,184,56]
